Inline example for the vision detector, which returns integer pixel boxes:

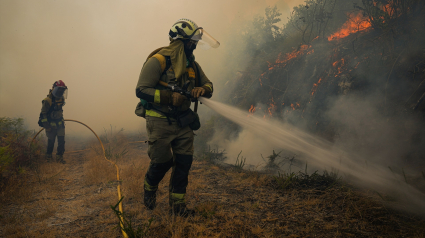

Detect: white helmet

[168,18,220,49]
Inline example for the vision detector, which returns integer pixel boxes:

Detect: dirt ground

[1,137,425,237]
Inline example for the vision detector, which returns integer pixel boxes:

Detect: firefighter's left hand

[191,87,205,98]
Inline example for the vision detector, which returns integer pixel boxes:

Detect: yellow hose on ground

[31,119,128,238]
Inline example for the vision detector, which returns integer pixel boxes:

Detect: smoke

[200,97,425,214]
[0,0,306,136]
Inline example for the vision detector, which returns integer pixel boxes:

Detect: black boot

[170,203,195,217]
[45,154,52,162]
[144,189,157,210]
[143,180,158,210]
[56,154,65,164]
[168,154,194,217]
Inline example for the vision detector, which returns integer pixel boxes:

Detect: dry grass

[1,135,425,237]
[83,151,116,186]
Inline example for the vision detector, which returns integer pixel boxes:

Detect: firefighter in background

[39,80,68,164]
[136,18,219,216]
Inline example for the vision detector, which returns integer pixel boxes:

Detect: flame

[332,58,346,77]
[354,56,369,69]
[311,78,323,96]
[259,45,312,85]
[268,45,310,70]
[382,3,394,16]
[267,97,276,116]
[290,103,300,111]
[249,105,256,114]
[375,2,395,16]
[328,12,372,41]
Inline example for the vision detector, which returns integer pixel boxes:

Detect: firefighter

[39,80,68,164]
[135,18,219,216]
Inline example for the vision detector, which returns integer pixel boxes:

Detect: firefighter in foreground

[135,18,219,216]
[38,80,68,164]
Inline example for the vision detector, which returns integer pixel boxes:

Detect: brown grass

[1,135,425,237]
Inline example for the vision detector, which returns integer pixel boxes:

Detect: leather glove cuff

[201,86,212,94]
[201,85,213,98]
[159,90,173,105]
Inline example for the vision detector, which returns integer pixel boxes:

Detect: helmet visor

[191,29,220,49]
[52,87,68,99]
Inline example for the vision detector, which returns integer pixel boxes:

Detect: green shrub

[0,117,43,185]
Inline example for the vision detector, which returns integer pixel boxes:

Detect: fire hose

[30,119,128,238]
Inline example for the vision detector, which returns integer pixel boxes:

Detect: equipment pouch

[135,101,146,118]
[176,109,200,131]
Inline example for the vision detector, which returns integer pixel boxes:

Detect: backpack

[135,48,200,117]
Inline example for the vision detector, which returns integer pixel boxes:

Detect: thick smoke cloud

[0,0,305,136]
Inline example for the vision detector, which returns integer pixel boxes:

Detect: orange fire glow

[375,2,394,16]
[259,45,313,86]
[290,103,300,111]
[249,105,256,114]
[268,45,310,71]
[267,97,276,116]
[311,78,323,96]
[331,58,347,77]
[328,12,372,41]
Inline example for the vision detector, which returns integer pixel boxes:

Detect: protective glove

[172,92,186,107]
[191,87,206,98]
[50,122,57,129]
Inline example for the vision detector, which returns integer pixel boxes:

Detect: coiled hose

[31,119,128,238]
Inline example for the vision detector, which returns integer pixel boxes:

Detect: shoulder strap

[43,97,53,107]
[151,54,172,74]
[146,47,164,60]
[192,61,200,87]
[192,61,200,112]
[145,47,172,74]
[151,54,167,72]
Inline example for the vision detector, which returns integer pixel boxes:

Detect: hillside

[1,136,424,237]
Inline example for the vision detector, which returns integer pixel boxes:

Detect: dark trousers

[145,154,193,194]
[47,136,65,155]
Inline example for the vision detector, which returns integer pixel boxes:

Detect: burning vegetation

[217,0,425,130]
[204,0,425,217]
[327,12,372,41]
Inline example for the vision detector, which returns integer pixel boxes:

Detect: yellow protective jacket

[39,92,65,126]
[136,43,213,118]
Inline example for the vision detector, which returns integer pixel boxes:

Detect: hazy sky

[0,0,304,136]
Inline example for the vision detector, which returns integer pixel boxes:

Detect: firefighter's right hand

[172,92,186,107]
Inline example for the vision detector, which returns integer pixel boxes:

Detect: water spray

[30,119,128,238]
[199,97,425,214]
